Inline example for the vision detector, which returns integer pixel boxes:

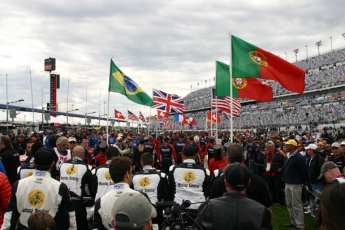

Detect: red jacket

[0,172,11,228]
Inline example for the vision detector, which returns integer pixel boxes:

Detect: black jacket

[0,146,21,185]
[195,193,271,230]
[307,153,325,183]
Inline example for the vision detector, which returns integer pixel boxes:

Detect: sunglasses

[69,141,76,144]
[332,147,339,150]
[82,142,87,143]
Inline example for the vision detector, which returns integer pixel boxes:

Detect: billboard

[44,58,56,71]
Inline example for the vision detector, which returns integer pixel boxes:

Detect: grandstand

[178,47,345,130]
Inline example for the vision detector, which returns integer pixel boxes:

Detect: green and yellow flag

[108,60,153,106]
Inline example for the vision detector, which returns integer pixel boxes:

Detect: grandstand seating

[179,48,345,130]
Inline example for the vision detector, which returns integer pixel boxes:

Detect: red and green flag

[216,61,273,101]
[231,35,305,94]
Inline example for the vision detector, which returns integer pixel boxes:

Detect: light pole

[284,52,287,61]
[330,36,332,52]
[293,49,299,62]
[6,99,24,134]
[305,45,308,59]
[85,111,95,127]
[316,40,322,56]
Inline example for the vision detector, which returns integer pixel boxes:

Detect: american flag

[152,89,186,113]
[127,110,139,121]
[211,88,241,117]
[139,111,145,122]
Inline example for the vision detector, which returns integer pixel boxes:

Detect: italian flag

[230,35,305,94]
[216,61,273,101]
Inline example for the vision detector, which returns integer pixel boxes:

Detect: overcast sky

[1,0,344,121]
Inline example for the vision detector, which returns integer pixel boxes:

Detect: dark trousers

[266,173,284,205]
[162,158,172,174]
[71,198,87,230]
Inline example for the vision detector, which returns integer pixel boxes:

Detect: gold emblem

[249,51,268,67]
[139,176,151,188]
[232,78,247,89]
[28,189,45,207]
[66,165,77,176]
[25,172,33,178]
[104,170,112,181]
[183,171,196,184]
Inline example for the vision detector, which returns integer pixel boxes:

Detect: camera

[156,200,200,230]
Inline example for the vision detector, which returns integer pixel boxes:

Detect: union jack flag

[127,110,139,121]
[139,111,145,122]
[152,89,186,113]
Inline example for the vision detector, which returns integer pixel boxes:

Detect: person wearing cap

[209,143,273,214]
[93,147,120,201]
[195,162,271,229]
[112,137,131,157]
[68,136,78,153]
[325,142,341,161]
[60,146,93,230]
[281,139,309,230]
[168,145,210,217]
[159,137,177,174]
[264,140,286,206]
[92,157,137,229]
[111,192,157,230]
[0,135,21,185]
[330,142,345,174]
[208,144,226,177]
[304,143,325,216]
[2,148,76,230]
[95,142,108,167]
[18,142,44,180]
[52,137,71,180]
[341,141,345,153]
[318,161,345,185]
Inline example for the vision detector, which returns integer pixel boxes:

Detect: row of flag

[108,34,305,127]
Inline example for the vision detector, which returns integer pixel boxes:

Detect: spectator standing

[282,139,309,230]
[264,141,286,206]
[0,135,21,185]
[305,143,325,216]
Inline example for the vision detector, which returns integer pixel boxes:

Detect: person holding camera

[264,141,286,206]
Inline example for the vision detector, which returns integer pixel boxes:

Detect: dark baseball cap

[224,162,250,189]
[34,148,54,165]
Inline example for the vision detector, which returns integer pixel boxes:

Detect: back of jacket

[196,193,271,230]
[0,147,21,185]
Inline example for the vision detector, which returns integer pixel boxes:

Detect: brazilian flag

[108,60,153,106]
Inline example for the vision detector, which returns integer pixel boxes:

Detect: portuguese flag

[216,61,273,101]
[231,35,305,94]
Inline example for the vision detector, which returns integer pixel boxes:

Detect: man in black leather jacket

[195,162,271,230]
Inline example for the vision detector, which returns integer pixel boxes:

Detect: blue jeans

[310,182,323,208]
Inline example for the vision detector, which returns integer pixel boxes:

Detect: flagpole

[210,87,213,136]
[229,32,233,143]
[214,75,218,140]
[107,91,110,145]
